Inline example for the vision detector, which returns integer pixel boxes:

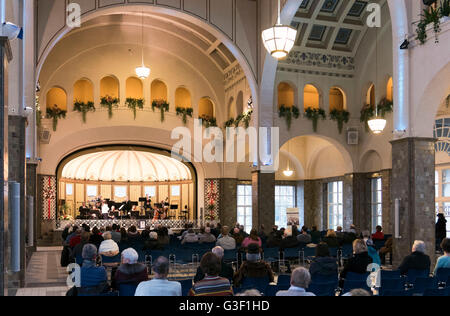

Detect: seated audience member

[181,229,199,245]
[194,246,234,283]
[258,225,267,242]
[89,227,104,249]
[62,224,71,243]
[65,225,79,244]
[233,244,274,288]
[340,239,373,280]
[236,290,262,297]
[127,226,140,242]
[135,257,182,296]
[336,226,345,238]
[239,225,249,238]
[276,267,316,297]
[342,289,371,297]
[198,227,217,244]
[281,227,300,249]
[144,232,160,250]
[71,232,91,263]
[362,230,374,247]
[157,226,170,246]
[140,226,151,240]
[434,238,450,274]
[309,243,339,279]
[379,237,393,265]
[98,232,119,257]
[372,226,385,241]
[242,229,262,249]
[323,230,339,248]
[114,248,148,289]
[69,228,82,248]
[297,226,312,245]
[79,244,108,293]
[310,226,321,244]
[216,226,236,250]
[266,227,283,248]
[211,223,221,238]
[120,227,128,243]
[232,227,244,245]
[110,224,121,243]
[398,240,431,276]
[189,253,234,296]
[349,224,357,235]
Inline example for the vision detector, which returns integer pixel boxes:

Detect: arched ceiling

[61,150,192,182]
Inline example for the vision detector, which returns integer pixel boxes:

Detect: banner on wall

[286,208,300,227]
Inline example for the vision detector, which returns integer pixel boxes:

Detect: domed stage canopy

[61,150,192,183]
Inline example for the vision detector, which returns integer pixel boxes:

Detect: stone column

[0,36,12,297]
[380,169,392,234]
[8,115,27,288]
[219,178,238,228]
[352,173,371,233]
[304,179,323,230]
[252,171,275,231]
[26,162,38,250]
[343,174,354,231]
[391,138,436,267]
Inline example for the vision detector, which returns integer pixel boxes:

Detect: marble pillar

[391,138,436,267]
[219,178,238,228]
[252,171,275,231]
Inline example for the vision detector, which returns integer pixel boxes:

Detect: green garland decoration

[201,116,217,128]
[304,107,326,132]
[152,100,170,122]
[176,107,194,125]
[100,96,120,119]
[329,109,350,134]
[73,100,95,123]
[278,105,300,130]
[126,98,145,120]
[46,106,67,131]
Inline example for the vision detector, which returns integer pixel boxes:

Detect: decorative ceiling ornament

[262,0,297,59]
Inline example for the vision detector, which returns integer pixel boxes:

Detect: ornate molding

[224,64,245,90]
[280,51,355,75]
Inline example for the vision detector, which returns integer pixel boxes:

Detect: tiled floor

[16,247,70,296]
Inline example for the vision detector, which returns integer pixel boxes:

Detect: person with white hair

[78,244,109,295]
[276,267,316,296]
[398,240,431,276]
[113,248,148,290]
[98,231,119,256]
[198,227,216,243]
[193,246,234,282]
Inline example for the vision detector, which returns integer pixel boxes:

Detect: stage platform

[55,219,204,232]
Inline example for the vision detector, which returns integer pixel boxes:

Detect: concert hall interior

[0,0,449,298]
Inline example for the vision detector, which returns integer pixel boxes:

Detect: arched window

[46,87,67,111]
[278,82,295,108]
[73,79,94,103]
[199,97,214,119]
[304,84,320,110]
[175,87,192,108]
[329,87,345,111]
[366,84,375,107]
[100,76,119,98]
[228,97,235,119]
[386,77,393,102]
[126,77,143,99]
[236,91,244,115]
[151,79,168,102]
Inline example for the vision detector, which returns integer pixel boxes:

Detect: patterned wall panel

[204,179,220,221]
[41,175,57,220]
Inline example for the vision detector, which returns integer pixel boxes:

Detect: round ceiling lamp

[135,12,150,79]
[262,0,297,60]
[368,27,386,135]
[283,141,294,177]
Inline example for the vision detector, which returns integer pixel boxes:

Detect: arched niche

[278,82,295,108]
[100,76,119,98]
[151,79,168,102]
[236,91,244,115]
[175,87,192,109]
[126,77,144,99]
[366,84,376,107]
[386,77,393,102]
[46,87,67,111]
[228,97,235,119]
[199,97,215,119]
[73,79,94,103]
[304,84,320,110]
[329,87,346,111]
[360,150,383,173]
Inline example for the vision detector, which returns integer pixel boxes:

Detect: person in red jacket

[372,226,385,241]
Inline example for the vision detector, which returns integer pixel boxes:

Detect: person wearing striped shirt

[189,252,234,296]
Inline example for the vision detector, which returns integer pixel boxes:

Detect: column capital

[390,136,436,146]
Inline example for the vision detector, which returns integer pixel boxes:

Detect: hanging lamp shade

[135,65,150,79]
[262,24,297,59]
[368,117,387,134]
[283,167,294,177]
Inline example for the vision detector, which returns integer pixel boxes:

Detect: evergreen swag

[200,116,217,128]
[329,109,350,134]
[360,98,393,132]
[416,0,449,44]
[176,107,193,125]
[46,106,67,131]
[224,118,235,128]
[304,107,326,132]
[223,110,253,129]
[73,100,95,123]
[126,98,145,120]
[278,105,300,130]
[100,95,120,119]
[152,100,170,122]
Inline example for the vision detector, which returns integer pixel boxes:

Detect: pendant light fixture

[135,12,150,79]
[262,0,297,60]
[283,140,294,177]
[368,27,386,134]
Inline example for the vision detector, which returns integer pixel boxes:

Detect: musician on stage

[144,195,152,210]
[101,200,110,220]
